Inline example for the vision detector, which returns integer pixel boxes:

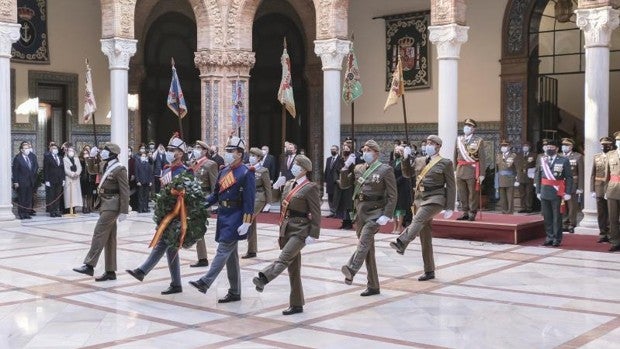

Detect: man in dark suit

[43,142,65,217]
[210,145,225,168]
[324,145,343,217]
[261,145,278,183]
[12,141,38,219]
[535,138,573,247]
[151,144,168,194]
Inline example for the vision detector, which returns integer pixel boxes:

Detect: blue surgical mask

[501,146,509,153]
[249,156,258,165]
[192,149,202,159]
[224,152,235,165]
[291,164,303,178]
[425,145,437,157]
[561,145,571,153]
[100,149,110,160]
[362,152,375,163]
[522,146,530,153]
[616,140,620,149]
[165,151,175,163]
[463,126,473,135]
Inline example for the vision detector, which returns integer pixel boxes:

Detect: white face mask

[224,152,235,165]
[362,152,375,164]
[165,151,175,163]
[100,149,110,160]
[261,149,268,156]
[463,126,473,135]
[22,148,32,155]
[522,146,530,153]
[425,145,437,157]
[616,140,620,149]
[51,148,59,155]
[192,149,202,159]
[291,164,304,178]
[249,156,258,165]
[561,145,571,153]
[501,146,509,153]
[67,150,75,158]
[141,156,148,162]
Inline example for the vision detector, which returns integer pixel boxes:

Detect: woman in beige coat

[63,146,83,212]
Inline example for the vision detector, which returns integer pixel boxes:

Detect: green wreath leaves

[153,171,209,249]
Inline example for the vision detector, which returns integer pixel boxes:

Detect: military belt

[358,194,383,202]
[419,185,444,192]
[98,188,119,194]
[219,200,241,208]
[285,210,308,219]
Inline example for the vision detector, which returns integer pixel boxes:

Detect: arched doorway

[250,12,308,158]
[141,12,201,145]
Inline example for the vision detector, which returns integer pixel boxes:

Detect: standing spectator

[333,141,355,229]
[278,142,298,182]
[44,142,65,217]
[560,138,584,233]
[391,145,412,234]
[261,145,278,183]
[324,145,343,218]
[80,145,96,214]
[128,147,138,211]
[135,151,153,213]
[63,147,83,213]
[517,141,537,213]
[12,141,38,219]
[152,144,168,194]
[496,140,519,214]
[210,145,225,168]
[592,137,613,243]
[243,147,273,259]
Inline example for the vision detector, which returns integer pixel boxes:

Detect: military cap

[148,140,155,146]
[426,135,442,146]
[464,118,477,127]
[104,142,121,155]
[225,136,245,151]
[195,140,209,150]
[249,147,263,158]
[561,138,575,146]
[364,139,381,152]
[614,131,620,140]
[167,133,187,152]
[542,138,559,147]
[522,141,532,146]
[294,154,312,172]
[600,136,614,145]
[500,139,511,146]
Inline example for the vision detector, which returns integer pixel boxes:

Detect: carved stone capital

[429,24,469,59]
[100,38,137,70]
[576,6,620,48]
[431,0,467,26]
[0,22,20,58]
[194,49,256,76]
[313,39,350,71]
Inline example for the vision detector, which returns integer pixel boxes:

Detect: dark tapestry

[12,0,49,64]
[385,11,430,91]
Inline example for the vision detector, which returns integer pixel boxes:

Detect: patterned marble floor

[1,213,619,348]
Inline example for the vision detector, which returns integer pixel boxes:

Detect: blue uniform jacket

[206,162,256,242]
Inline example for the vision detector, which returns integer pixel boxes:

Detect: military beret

[500,139,511,146]
[225,136,245,151]
[104,142,121,155]
[561,138,575,146]
[614,131,620,140]
[294,154,312,172]
[542,138,559,147]
[464,118,477,127]
[426,135,442,146]
[364,140,381,152]
[195,140,209,150]
[249,147,263,158]
[600,136,614,145]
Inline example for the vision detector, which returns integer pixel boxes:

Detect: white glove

[443,210,454,219]
[514,181,520,187]
[45,181,50,187]
[376,215,390,226]
[262,203,271,212]
[591,192,597,198]
[305,236,317,245]
[89,147,99,157]
[137,182,142,186]
[272,176,286,189]
[117,213,127,222]
[563,194,571,201]
[13,183,18,189]
[344,154,356,167]
[237,222,251,236]
[478,175,485,183]
[537,193,542,200]
[403,146,412,159]
[576,189,583,195]
[62,180,65,186]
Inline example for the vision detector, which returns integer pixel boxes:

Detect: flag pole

[281,105,286,149]
[398,52,409,144]
[91,112,98,147]
[350,33,356,145]
[171,57,184,139]
[237,74,241,138]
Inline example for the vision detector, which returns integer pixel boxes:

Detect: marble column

[428,24,468,160]
[314,39,350,161]
[101,38,137,167]
[0,22,21,222]
[575,6,619,232]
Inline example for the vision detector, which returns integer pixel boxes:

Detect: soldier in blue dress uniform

[189,136,256,303]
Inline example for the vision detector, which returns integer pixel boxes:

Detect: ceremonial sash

[415,156,443,192]
[149,188,188,248]
[352,161,382,200]
[97,161,122,191]
[540,157,565,196]
[457,136,481,190]
[279,180,310,224]
[457,136,476,163]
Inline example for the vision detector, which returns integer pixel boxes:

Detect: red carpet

[254,212,610,253]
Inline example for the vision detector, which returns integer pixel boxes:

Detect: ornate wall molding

[504,0,530,56]
[576,6,620,47]
[194,49,256,76]
[313,38,350,70]
[0,22,20,58]
[504,81,524,148]
[206,0,224,47]
[100,37,137,70]
[428,24,469,59]
[431,0,466,26]
[0,0,16,23]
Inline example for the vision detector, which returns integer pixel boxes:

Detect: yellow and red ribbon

[149,188,188,248]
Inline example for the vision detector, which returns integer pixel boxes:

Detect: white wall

[345,0,507,125]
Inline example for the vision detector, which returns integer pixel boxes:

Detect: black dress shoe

[389,240,405,255]
[326,213,335,218]
[456,214,470,221]
[418,272,435,281]
[95,271,116,282]
[29,211,36,216]
[241,252,257,259]
[609,245,620,252]
[24,215,32,219]
[360,288,380,297]
[218,292,241,303]
[468,215,476,221]
[282,306,303,315]
[518,209,528,213]
[161,284,182,295]
[552,241,561,247]
[73,264,94,276]
[188,280,208,294]
[340,221,353,229]
[341,265,353,285]
[190,259,209,267]
[126,268,145,282]
[253,274,268,292]
[598,236,610,243]
[542,240,553,246]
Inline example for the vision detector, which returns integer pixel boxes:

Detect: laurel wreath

[153,171,209,249]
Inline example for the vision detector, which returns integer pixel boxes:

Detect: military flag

[83,59,97,123]
[167,58,188,119]
[342,43,363,104]
[383,54,404,112]
[277,39,296,118]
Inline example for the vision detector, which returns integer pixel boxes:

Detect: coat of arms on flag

[83,59,97,123]
[277,39,296,118]
[384,55,404,112]
[167,58,188,119]
[342,42,363,105]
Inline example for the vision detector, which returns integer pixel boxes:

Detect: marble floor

[1,213,619,348]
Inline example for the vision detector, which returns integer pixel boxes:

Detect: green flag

[342,44,363,104]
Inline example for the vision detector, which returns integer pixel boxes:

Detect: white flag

[83,60,97,122]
